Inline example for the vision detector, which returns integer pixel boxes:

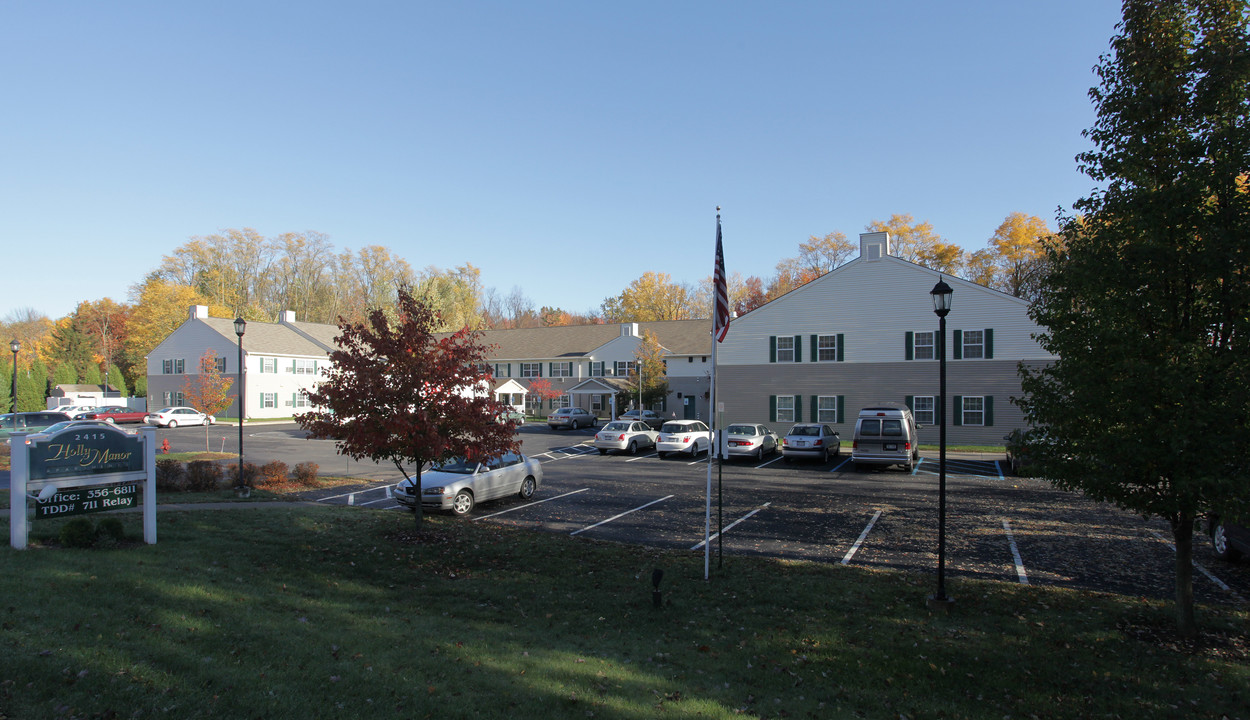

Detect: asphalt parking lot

[159,420,1250,606]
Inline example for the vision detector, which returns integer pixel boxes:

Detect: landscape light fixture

[928,279,954,609]
[9,339,19,413]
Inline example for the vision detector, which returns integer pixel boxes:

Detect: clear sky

[2,1,1124,323]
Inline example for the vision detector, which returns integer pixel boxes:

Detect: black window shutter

[985,396,994,426]
[953,396,963,425]
[837,395,845,424]
[794,335,802,363]
[953,330,963,360]
[769,336,777,363]
[769,395,777,422]
[810,395,817,422]
[985,328,994,359]
[810,335,818,362]
[905,331,913,361]
[837,333,844,362]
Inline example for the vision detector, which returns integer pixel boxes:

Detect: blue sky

[2,1,1124,322]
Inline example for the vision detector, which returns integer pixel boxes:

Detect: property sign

[34,483,139,519]
[28,428,144,480]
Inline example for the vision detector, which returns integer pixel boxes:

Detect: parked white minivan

[851,403,920,472]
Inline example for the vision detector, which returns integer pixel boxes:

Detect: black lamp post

[9,339,19,413]
[234,318,246,491]
[929,279,954,608]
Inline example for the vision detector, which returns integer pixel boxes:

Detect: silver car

[547,407,597,430]
[724,423,779,461]
[393,451,541,516]
[781,423,841,463]
[593,421,659,455]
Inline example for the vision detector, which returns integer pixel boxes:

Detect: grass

[0,506,1246,719]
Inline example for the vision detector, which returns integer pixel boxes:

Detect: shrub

[59,518,96,548]
[293,462,320,486]
[96,517,125,543]
[258,461,289,487]
[227,462,259,488]
[155,459,186,491]
[186,460,224,492]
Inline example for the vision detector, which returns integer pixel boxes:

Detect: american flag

[713,214,729,343]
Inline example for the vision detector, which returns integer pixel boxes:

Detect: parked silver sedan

[593,421,659,455]
[724,423,780,461]
[393,451,541,516]
[781,423,841,463]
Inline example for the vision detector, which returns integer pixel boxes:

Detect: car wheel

[200,417,208,427]
[821,448,830,463]
[755,446,764,461]
[451,490,475,516]
[627,440,638,455]
[1212,519,1242,561]
[518,476,536,500]
[105,417,116,424]
[688,443,698,458]
[168,420,178,429]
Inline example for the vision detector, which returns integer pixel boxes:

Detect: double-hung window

[520,363,542,378]
[816,396,838,423]
[952,395,993,426]
[775,336,795,363]
[953,329,994,360]
[615,361,636,376]
[294,359,316,375]
[816,335,838,362]
[162,359,186,374]
[261,357,278,374]
[589,361,605,377]
[772,395,797,423]
[911,396,936,425]
[911,331,935,360]
[549,362,572,378]
[260,393,277,409]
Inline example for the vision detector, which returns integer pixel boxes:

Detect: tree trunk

[1171,513,1197,641]
[397,459,424,531]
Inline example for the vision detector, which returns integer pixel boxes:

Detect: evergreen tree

[106,364,129,397]
[1019,0,1250,639]
[51,363,77,386]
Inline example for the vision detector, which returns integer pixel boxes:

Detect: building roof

[199,317,337,358]
[480,320,711,360]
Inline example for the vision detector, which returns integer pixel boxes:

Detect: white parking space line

[570,495,674,536]
[841,510,882,565]
[756,455,784,468]
[471,488,591,522]
[318,485,392,503]
[626,452,658,462]
[1147,530,1245,602]
[1003,519,1029,584]
[690,502,771,550]
[534,446,597,461]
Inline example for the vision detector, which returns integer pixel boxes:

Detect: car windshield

[726,425,755,435]
[430,457,480,474]
[660,423,691,433]
[603,422,631,432]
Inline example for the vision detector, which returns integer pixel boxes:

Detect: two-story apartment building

[714,232,1055,445]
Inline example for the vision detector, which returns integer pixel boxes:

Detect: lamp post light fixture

[928,279,954,609]
[9,339,19,413]
[233,318,247,494]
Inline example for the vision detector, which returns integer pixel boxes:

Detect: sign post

[10,425,157,549]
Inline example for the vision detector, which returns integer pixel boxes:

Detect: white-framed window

[961,330,984,359]
[615,361,636,376]
[912,395,935,425]
[525,394,543,412]
[261,357,278,373]
[775,336,795,363]
[163,391,185,406]
[294,359,317,375]
[212,357,226,373]
[913,331,935,360]
[549,362,572,378]
[817,396,838,423]
[961,396,985,426]
[261,393,277,409]
[591,395,603,413]
[293,393,311,409]
[162,359,186,374]
[776,395,796,423]
[589,361,605,377]
[816,335,837,362]
[551,395,570,409]
[521,363,542,378]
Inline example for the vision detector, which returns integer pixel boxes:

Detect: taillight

[683,437,691,443]
[813,439,823,446]
[618,434,626,441]
[852,440,858,449]
[904,442,911,450]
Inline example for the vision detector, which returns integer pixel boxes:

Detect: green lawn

[0,505,1245,719]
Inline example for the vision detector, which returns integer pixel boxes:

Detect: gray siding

[717,359,1031,446]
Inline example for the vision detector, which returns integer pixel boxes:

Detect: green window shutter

[953,330,963,360]
[985,396,994,426]
[769,395,777,423]
[905,331,914,361]
[794,394,802,419]
[259,392,264,406]
[794,335,802,363]
[953,396,963,426]
[810,335,818,362]
[985,329,994,359]
[810,396,817,422]
[837,333,844,362]
[769,336,777,363]
[837,396,845,424]
[507,363,511,377]
[905,395,914,412]
[291,360,297,373]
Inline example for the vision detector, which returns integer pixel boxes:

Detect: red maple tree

[296,288,516,528]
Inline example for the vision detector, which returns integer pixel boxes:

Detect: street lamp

[929,279,954,609]
[234,318,246,493]
[9,339,19,413]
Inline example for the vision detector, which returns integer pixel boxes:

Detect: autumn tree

[865,214,945,265]
[618,331,669,413]
[798,231,855,275]
[181,349,236,449]
[125,278,227,372]
[1018,0,1250,639]
[601,272,700,322]
[296,288,516,529]
[985,212,1052,299]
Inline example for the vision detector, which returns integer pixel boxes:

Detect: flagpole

[704,208,720,581]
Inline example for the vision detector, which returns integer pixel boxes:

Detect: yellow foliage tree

[988,212,1051,297]
[865,214,944,265]
[601,272,698,322]
[124,279,229,372]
